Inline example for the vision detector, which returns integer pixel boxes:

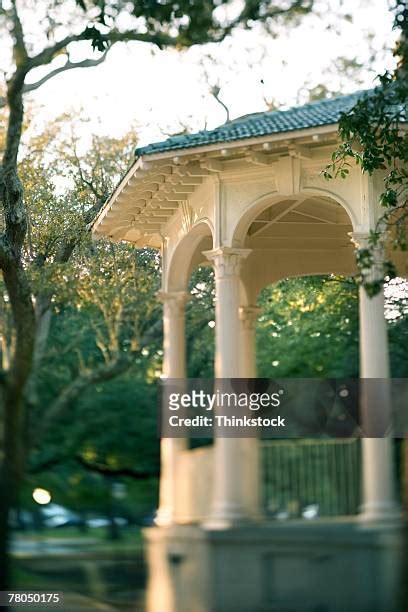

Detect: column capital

[203,247,251,278]
[349,230,386,252]
[239,305,261,331]
[349,231,370,249]
[157,290,188,316]
[349,231,386,283]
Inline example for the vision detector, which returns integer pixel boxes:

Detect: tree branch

[0,26,181,112]
[210,85,230,122]
[28,28,178,72]
[29,453,158,480]
[37,354,135,438]
[0,53,109,109]
[235,0,314,27]
[75,456,158,480]
[10,0,28,66]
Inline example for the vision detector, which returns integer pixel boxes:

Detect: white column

[239,306,262,520]
[155,291,188,527]
[239,306,259,378]
[203,247,251,527]
[351,233,400,523]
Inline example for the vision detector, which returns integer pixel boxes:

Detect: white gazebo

[93,92,405,612]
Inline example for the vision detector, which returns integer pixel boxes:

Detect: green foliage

[256,276,360,377]
[324,1,408,294]
[75,0,315,48]
[24,237,162,515]
[29,374,159,514]
[257,275,408,378]
[187,266,215,377]
[180,269,408,382]
[0,116,163,516]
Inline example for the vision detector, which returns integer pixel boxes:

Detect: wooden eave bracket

[245,150,272,166]
[175,162,210,178]
[199,159,224,172]
[288,144,312,160]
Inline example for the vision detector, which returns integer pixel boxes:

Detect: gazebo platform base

[143,519,406,612]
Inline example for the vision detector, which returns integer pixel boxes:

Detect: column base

[358,501,402,526]
[203,505,260,530]
[143,520,405,612]
[156,507,199,527]
[154,508,175,527]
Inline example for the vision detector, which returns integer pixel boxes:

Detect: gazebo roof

[92,89,372,247]
[136,90,366,157]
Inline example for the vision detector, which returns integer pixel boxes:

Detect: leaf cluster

[74,0,315,49]
[257,276,360,377]
[323,1,408,294]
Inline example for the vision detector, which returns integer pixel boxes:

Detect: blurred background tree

[1,117,163,535]
[0,0,319,588]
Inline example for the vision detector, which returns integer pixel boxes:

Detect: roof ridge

[272,89,367,113]
[222,89,369,126]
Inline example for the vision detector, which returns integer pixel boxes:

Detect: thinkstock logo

[159,378,408,439]
[166,387,285,431]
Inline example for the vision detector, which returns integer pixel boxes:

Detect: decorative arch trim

[165,219,214,292]
[231,189,357,247]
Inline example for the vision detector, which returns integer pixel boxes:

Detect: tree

[1,123,160,431]
[257,276,360,378]
[256,275,408,378]
[187,267,215,377]
[324,0,407,295]
[28,372,161,538]
[0,0,317,590]
[17,123,164,534]
[0,111,156,587]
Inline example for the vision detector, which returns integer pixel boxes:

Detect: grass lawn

[13,525,144,550]
[11,527,147,609]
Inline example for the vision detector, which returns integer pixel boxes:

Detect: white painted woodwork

[92,126,405,527]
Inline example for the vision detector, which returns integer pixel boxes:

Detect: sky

[8,0,399,148]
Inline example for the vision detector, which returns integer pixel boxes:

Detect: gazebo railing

[262,438,361,518]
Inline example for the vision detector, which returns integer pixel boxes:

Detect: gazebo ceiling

[245,196,353,253]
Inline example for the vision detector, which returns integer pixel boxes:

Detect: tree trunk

[106,479,121,541]
[0,265,35,593]
[78,511,89,534]
[402,439,408,512]
[24,297,53,410]
[106,514,120,541]
[0,468,13,596]
[0,54,34,598]
[0,387,26,595]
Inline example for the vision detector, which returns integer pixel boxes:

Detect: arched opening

[232,195,361,520]
[232,186,407,521]
[165,221,213,293]
[234,193,356,302]
[253,273,361,520]
[255,272,408,520]
[233,190,357,245]
[164,220,215,378]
